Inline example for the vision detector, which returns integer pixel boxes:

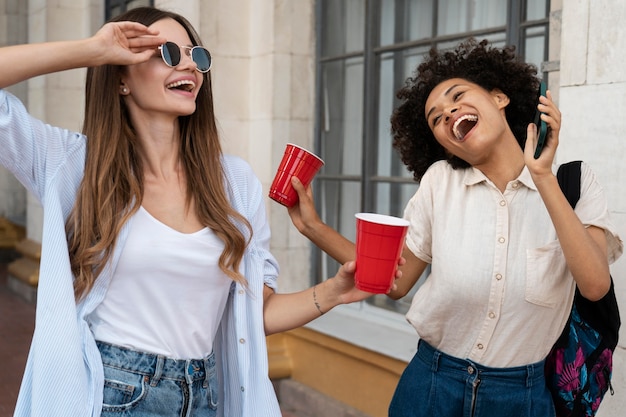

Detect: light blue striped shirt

[0,89,282,417]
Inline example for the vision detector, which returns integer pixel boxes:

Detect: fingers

[524,122,537,158]
[341,260,356,274]
[113,21,161,38]
[128,34,166,51]
[291,176,307,196]
[539,90,561,132]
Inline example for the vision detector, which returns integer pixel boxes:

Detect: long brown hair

[67,7,251,300]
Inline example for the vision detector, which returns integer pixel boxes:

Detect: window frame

[105,0,155,21]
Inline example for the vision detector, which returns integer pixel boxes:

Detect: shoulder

[221,154,260,186]
[221,154,263,207]
[222,153,253,174]
[420,160,469,187]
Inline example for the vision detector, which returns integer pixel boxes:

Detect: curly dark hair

[391,38,540,181]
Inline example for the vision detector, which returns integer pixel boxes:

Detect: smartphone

[533,81,548,159]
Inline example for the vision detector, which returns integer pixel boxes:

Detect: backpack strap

[556,160,582,208]
[556,160,621,350]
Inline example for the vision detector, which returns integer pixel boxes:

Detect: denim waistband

[417,339,545,387]
[97,341,215,384]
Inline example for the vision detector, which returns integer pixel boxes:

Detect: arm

[524,91,610,301]
[263,261,358,335]
[0,22,165,88]
[286,177,429,300]
[287,177,355,264]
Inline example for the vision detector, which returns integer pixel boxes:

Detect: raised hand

[524,89,562,179]
[90,21,166,66]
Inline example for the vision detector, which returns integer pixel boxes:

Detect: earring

[121,87,128,94]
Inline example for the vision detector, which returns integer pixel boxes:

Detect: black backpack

[544,160,621,417]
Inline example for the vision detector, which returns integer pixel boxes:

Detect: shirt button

[499,200,506,206]
[498,237,506,243]
[512,182,519,189]
[238,290,244,295]
[241,386,245,392]
[477,343,484,350]
[495,273,503,280]
[239,338,246,344]
[489,312,496,319]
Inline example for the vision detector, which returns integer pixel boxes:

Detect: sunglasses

[158,41,212,73]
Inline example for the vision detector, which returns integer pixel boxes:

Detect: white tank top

[89,207,232,359]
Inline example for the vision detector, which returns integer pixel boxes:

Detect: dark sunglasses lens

[162,42,181,66]
[192,47,212,72]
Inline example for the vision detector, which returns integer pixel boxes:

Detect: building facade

[0,1,624,416]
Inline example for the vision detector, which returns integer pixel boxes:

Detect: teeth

[452,114,478,140]
[166,80,196,91]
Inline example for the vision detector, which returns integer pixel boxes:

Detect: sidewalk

[0,262,35,417]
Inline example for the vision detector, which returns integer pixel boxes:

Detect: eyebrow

[426,83,461,122]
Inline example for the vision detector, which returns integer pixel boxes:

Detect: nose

[444,106,458,122]
[177,48,198,72]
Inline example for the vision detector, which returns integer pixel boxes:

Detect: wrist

[313,279,342,315]
[303,219,328,241]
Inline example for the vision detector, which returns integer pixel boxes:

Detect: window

[315,0,550,314]
[105,0,154,20]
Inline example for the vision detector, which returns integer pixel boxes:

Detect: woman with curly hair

[0,6,376,417]
[287,38,622,416]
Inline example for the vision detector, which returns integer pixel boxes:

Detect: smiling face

[425,78,510,165]
[120,17,204,123]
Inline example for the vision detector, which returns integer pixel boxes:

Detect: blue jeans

[97,341,218,417]
[389,340,556,417]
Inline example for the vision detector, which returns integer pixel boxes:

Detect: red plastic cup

[354,213,409,294]
[269,143,324,207]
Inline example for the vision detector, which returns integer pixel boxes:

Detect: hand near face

[91,21,166,67]
[524,89,561,177]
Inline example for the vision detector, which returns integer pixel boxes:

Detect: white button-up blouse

[404,160,623,367]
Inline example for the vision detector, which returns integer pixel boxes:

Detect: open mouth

[166,80,196,92]
[452,114,478,141]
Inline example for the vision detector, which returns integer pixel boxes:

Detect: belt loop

[150,355,164,387]
[432,350,441,372]
[526,363,534,388]
[203,357,210,388]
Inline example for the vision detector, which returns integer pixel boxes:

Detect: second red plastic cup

[354,213,409,294]
[269,143,324,207]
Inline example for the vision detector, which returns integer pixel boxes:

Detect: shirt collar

[462,165,538,191]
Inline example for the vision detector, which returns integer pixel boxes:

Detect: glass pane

[378,45,428,162]
[319,180,361,278]
[128,0,152,9]
[437,0,507,35]
[380,0,435,46]
[524,26,547,78]
[526,0,549,21]
[110,5,122,18]
[320,58,364,177]
[436,31,506,53]
[321,0,365,57]
[373,182,418,219]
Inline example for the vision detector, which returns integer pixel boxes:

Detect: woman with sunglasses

[0,6,380,417]
[286,39,623,416]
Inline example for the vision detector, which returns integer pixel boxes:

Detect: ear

[491,89,510,109]
[119,82,130,96]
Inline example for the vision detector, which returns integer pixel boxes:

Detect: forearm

[0,39,100,88]
[535,174,610,300]
[302,221,355,265]
[263,280,340,335]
